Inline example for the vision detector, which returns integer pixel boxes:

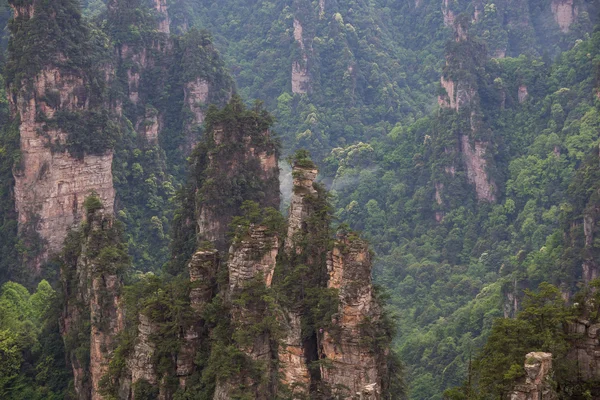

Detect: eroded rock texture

[285,164,318,253]
[292,18,310,94]
[278,162,319,396]
[552,0,578,33]
[213,225,279,399]
[9,1,115,270]
[437,20,496,204]
[320,235,388,399]
[195,103,280,252]
[61,205,126,400]
[509,352,557,400]
[567,320,600,381]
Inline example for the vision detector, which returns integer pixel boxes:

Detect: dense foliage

[0,280,70,399]
[0,0,599,398]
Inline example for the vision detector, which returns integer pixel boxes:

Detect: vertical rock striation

[278,161,319,396]
[508,353,557,400]
[320,235,388,399]
[8,0,116,270]
[292,17,311,94]
[179,30,233,155]
[61,201,128,400]
[213,225,279,399]
[194,97,280,253]
[177,250,218,383]
[551,0,578,33]
[437,17,496,204]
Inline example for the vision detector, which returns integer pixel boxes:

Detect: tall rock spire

[7,0,116,271]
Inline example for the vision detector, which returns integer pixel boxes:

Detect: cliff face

[436,19,496,205]
[566,319,600,382]
[193,97,280,252]
[177,250,218,383]
[278,163,320,396]
[320,235,388,399]
[8,1,115,270]
[179,30,234,155]
[292,17,311,94]
[60,200,128,400]
[509,352,557,400]
[214,225,280,399]
[551,0,578,33]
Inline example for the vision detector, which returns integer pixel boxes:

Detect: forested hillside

[0,0,600,399]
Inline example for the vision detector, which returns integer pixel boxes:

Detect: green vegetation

[444,282,600,399]
[0,0,599,399]
[0,280,70,399]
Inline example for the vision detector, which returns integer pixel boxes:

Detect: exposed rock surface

[61,206,125,400]
[9,6,115,269]
[442,0,455,27]
[183,78,210,153]
[213,225,279,399]
[229,226,279,291]
[320,235,388,399]
[285,164,318,253]
[278,310,311,395]
[518,85,529,103]
[292,18,310,94]
[128,314,159,387]
[278,162,319,397]
[509,352,557,400]
[583,213,599,283]
[153,0,170,34]
[461,135,496,202]
[567,320,600,381]
[177,250,218,383]
[551,0,578,33]
[438,77,475,111]
[196,121,280,252]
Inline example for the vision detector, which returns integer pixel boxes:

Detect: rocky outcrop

[551,0,578,33]
[278,310,311,395]
[183,78,210,152]
[285,164,318,253]
[438,77,476,111]
[213,225,279,399]
[153,0,170,35]
[195,98,280,252]
[320,235,388,399]
[461,135,496,202]
[228,226,279,291]
[292,18,310,94]
[437,21,497,204]
[509,353,557,400]
[582,213,599,283]
[567,320,600,381]
[442,0,455,28]
[177,250,218,383]
[278,161,319,397]
[128,314,159,387]
[9,2,115,270]
[178,30,233,155]
[518,85,529,103]
[61,203,127,400]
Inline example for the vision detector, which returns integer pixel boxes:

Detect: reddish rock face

[11,68,115,271]
[320,236,388,399]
